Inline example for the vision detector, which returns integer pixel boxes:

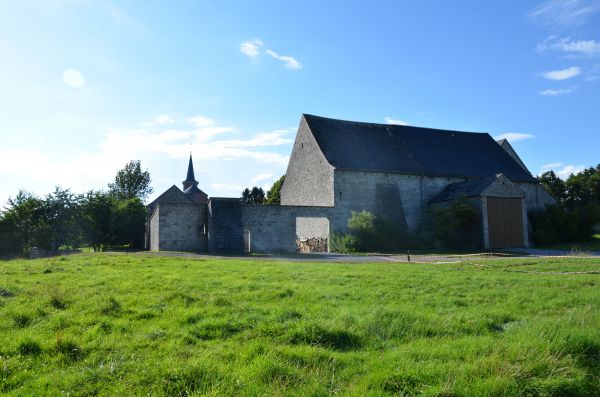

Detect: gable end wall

[281,117,335,207]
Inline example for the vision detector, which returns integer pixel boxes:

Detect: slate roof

[429,176,497,203]
[183,154,198,185]
[303,114,536,182]
[146,185,194,215]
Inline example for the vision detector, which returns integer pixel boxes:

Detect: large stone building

[147,114,555,253]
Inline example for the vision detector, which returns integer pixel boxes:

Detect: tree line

[534,164,600,244]
[0,160,152,256]
[240,175,285,204]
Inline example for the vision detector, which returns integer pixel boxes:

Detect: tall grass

[0,253,598,395]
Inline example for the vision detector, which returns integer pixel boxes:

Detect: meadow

[0,253,599,396]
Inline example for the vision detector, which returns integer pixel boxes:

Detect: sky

[1,0,599,205]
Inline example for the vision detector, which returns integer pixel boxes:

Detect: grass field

[1,254,599,396]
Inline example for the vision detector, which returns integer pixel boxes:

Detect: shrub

[331,211,414,253]
[422,198,480,249]
[529,204,595,245]
[330,232,359,253]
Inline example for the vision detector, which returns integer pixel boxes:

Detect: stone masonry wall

[280,117,335,207]
[331,170,465,234]
[516,182,556,211]
[149,208,160,251]
[157,202,207,252]
[208,198,244,253]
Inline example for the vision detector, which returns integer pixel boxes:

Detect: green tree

[265,175,285,204]
[538,171,566,201]
[80,191,115,251]
[108,160,153,201]
[111,198,146,248]
[43,187,82,249]
[241,187,265,204]
[2,191,50,253]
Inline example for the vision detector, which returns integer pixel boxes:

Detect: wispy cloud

[250,172,274,186]
[265,49,302,69]
[143,114,176,127]
[537,36,600,56]
[0,115,295,201]
[494,133,535,142]
[539,162,586,178]
[63,69,85,88]
[539,87,575,95]
[384,116,408,126]
[240,39,263,61]
[530,0,600,29]
[187,115,215,128]
[240,39,303,69]
[541,66,581,80]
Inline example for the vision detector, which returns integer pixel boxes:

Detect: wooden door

[487,197,523,248]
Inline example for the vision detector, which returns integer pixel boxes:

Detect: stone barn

[147,114,555,253]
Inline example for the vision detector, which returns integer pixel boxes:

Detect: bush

[330,232,359,253]
[422,198,480,249]
[529,204,595,245]
[331,211,414,253]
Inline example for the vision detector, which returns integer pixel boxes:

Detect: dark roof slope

[430,177,497,203]
[303,114,536,182]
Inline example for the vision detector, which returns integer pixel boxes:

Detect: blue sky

[1,0,599,204]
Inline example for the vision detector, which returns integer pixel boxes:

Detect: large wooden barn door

[487,197,523,248]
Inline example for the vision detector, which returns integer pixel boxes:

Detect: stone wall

[516,182,556,211]
[156,202,207,252]
[149,208,160,251]
[332,170,465,234]
[208,198,244,253]
[280,117,335,207]
[207,200,334,253]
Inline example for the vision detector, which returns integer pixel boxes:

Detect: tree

[241,187,265,204]
[111,198,146,248]
[80,191,115,251]
[43,187,82,249]
[2,191,50,253]
[265,175,285,204]
[538,171,566,201]
[108,160,153,201]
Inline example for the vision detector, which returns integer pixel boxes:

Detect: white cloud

[530,0,600,29]
[265,49,302,69]
[0,115,296,205]
[537,36,600,56]
[158,130,191,142]
[539,162,586,178]
[493,133,535,142]
[541,66,581,80]
[143,114,175,127]
[250,172,273,185]
[63,69,85,88]
[187,115,215,128]
[384,116,408,126]
[240,39,263,61]
[539,87,575,95]
[540,162,563,170]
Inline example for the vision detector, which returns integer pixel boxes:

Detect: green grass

[0,253,599,396]
[536,234,600,252]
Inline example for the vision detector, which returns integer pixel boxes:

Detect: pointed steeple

[182,154,199,191]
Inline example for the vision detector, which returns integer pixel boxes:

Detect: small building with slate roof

[147,114,556,253]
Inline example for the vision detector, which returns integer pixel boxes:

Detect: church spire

[182,154,199,191]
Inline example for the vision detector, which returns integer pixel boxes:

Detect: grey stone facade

[147,114,557,253]
[280,117,335,207]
